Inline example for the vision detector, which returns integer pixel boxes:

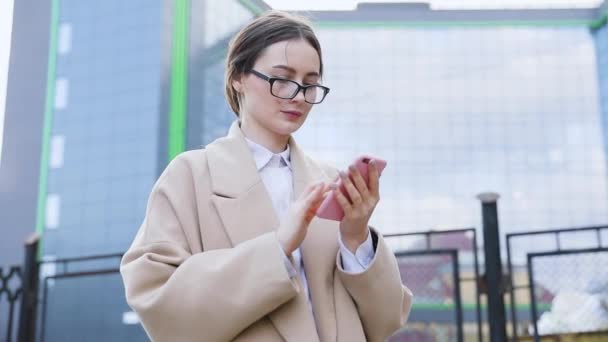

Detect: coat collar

[244,136,292,171]
[206,120,322,200]
[205,120,338,342]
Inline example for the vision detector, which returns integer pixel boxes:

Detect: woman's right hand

[277,182,333,256]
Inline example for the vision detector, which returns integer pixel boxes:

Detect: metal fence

[391,249,464,342]
[38,253,124,342]
[506,225,608,341]
[0,234,136,342]
[0,234,39,342]
[527,247,608,341]
[0,265,21,342]
[386,228,482,342]
[15,224,608,341]
[3,228,481,342]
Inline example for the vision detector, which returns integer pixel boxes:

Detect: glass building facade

[186,0,254,148]
[40,0,166,340]
[45,0,164,257]
[187,18,608,247]
[296,26,608,240]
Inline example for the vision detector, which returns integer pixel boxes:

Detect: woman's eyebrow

[272,64,320,77]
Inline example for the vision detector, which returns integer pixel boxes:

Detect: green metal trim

[167,0,190,161]
[244,0,606,29]
[411,303,552,310]
[35,0,60,257]
[238,0,266,16]
[590,10,608,30]
[314,9,608,30]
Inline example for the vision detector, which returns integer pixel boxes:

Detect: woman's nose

[290,88,306,103]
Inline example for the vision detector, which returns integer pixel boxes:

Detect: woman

[121,10,412,342]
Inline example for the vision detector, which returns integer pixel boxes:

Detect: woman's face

[233,38,322,139]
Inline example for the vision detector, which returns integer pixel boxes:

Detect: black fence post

[527,253,540,342]
[450,250,464,342]
[18,233,40,342]
[477,192,507,342]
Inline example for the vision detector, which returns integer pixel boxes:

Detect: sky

[0,0,14,165]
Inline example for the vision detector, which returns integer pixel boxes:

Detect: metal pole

[477,192,507,342]
[40,278,49,342]
[452,250,464,342]
[18,233,40,342]
[527,254,540,342]
[472,231,484,342]
[506,236,519,341]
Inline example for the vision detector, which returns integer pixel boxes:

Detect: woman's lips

[281,110,303,120]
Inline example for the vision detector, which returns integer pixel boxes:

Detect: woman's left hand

[333,159,381,253]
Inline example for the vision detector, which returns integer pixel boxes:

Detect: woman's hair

[224,10,323,116]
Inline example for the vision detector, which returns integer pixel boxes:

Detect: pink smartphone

[316,155,387,221]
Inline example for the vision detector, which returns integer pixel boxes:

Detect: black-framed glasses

[250,69,330,104]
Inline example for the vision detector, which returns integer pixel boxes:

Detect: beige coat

[120,121,412,342]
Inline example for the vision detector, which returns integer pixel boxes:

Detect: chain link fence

[528,248,608,340]
[389,249,463,342]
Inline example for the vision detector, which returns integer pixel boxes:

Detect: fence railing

[0,233,39,342]
[386,228,482,342]
[506,225,608,341]
[392,248,464,342]
[0,265,21,342]
[7,223,608,342]
[37,253,123,342]
[527,247,608,341]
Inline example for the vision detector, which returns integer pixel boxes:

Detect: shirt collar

[244,137,292,171]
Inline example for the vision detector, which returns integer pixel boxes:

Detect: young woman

[121,10,412,342]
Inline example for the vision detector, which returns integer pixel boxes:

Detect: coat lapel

[206,121,277,245]
[206,121,322,341]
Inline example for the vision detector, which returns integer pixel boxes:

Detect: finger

[340,171,362,206]
[300,183,316,198]
[324,183,338,196]
[333,187,353,216]
[302,181,324,198]
[310,194,326,213]
[348,165,371,202]
[322,182,335,193]
[368,159,380,197]
[304,185,325,221]
[305,182,325,205]
[304,204,319,222]
[310,181,325,193]
[311,183,335,208]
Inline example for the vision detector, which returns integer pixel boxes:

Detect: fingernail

[348,165,356,172]
[339,171,347,178]
[370,159,376,166]
[329,183,338,190]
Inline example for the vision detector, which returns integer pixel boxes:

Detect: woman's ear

[232,78,243,93]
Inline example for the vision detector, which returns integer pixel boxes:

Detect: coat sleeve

[120,154,299,342]
[336,229,413,342]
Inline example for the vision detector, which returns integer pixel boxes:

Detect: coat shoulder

[156,148,209,190]
[173,148,208,169]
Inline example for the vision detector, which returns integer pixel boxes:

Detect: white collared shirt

[244,137,376,306]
